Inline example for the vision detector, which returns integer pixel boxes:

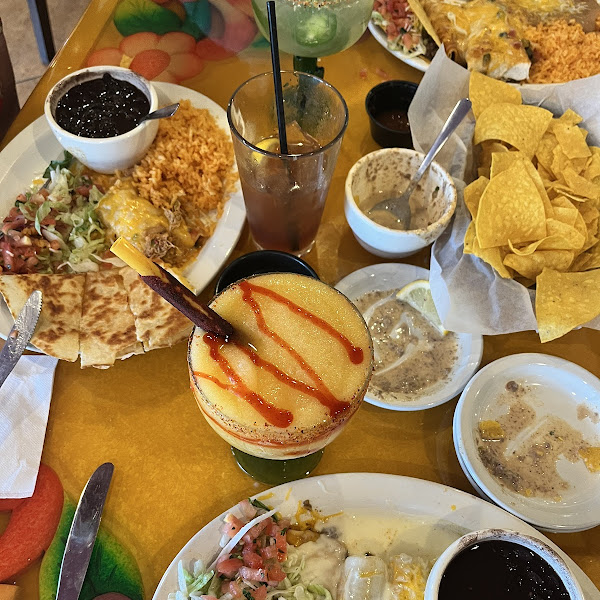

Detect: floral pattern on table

[0,464,144,600]
[86,0,264,81]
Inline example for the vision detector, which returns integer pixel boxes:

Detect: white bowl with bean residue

[454,353,600,532]
[344,148,457,258]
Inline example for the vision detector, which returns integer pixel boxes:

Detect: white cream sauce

[319,511,465,562]
[296,510,468,600]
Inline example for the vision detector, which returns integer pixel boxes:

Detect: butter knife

[0,290,43,388]
[56,463,114,600]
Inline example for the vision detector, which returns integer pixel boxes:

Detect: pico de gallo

[170,499,333,600]
[372,0,437,59]
[1,152,115,274]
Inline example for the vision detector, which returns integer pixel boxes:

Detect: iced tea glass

[227,71,348,256]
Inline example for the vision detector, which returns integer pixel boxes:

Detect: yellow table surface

[1,1,599,597]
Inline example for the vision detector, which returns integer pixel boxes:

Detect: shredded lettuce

[16,156,110,272]
[43,150,73,178]
[167,560,214,600]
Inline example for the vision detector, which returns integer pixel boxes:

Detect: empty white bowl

[344,148,457,258]
[44,66,158,174]
[425,528,584,600]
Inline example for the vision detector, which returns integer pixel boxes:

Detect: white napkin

[0,354,59,498]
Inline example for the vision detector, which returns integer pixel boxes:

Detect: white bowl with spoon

[344,98,470,258]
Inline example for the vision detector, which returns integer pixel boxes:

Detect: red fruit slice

[119,32,160,58]
[129,49,171,80]
[0,464,63,583]
[156,31,196,55]
[195,38,235,61]
[86,47,124,67]
[0,499,25,512]
[167,53,204,81]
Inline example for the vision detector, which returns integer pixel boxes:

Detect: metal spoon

[367,97,472,230]
[139,102,180,124]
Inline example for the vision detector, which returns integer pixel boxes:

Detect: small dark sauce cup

[365,80,418,148]
[215,250,319,294]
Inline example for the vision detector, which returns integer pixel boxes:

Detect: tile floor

[1,0,89,105]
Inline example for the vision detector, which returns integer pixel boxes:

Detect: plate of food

[336,263,482,411]
[0,82,245,368]
[454,354,600,533]
[151,472,600,600]
[370,0,600,83]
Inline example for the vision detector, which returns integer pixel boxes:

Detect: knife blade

[0,290,43,388]
[56,463,114,600]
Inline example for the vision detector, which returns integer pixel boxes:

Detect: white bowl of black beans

[424,528,584,600]
[44,66,159,174]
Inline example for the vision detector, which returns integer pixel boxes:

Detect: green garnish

[43,151,74,179]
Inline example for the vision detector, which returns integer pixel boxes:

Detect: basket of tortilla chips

[408,50,600,342]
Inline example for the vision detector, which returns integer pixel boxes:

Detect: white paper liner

[408,48,600,335]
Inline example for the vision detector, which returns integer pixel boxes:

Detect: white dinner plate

[368,22,431,74]
[151,472,600,600]
[454,353,600,532]
[0,82,246,345]
[336,263,483,411]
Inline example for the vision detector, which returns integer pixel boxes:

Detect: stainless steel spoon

[139,102,180,124]
[367,97,472,230]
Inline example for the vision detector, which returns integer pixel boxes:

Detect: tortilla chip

[474,104,553,159]
[543,219,586,250]
[582,235,599,254]
[469,72,521,119]
[548,109,583,129]
[503,250,574,280]
[551,205,579,227]
[562,167,600,200]
[476,160,546,248]
[472,241,513,278]
[464,176,489,220]
[478,141,508,178]
[576,244,600,271]
[585,153,600,181]
[536,133,558,173]
[0,274,84,361]
[120,267,192,351]
[491,152,553,218]
[80,271,143,368]
[571,253,592,272]
[578,203,600,224]
[553,122,591,160]
[536,268,600,342]
[464,221,477,254]
[490,150,521,179]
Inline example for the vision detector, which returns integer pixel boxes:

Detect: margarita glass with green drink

[251,0,373,76]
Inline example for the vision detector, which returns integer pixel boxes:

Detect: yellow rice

[526,20,600,83]
[125,99,236,238]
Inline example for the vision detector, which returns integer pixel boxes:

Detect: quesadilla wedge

[120,267,192,351]
[0,274,84,361]
[80,270,143,368]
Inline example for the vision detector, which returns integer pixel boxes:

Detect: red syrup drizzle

[193,280,366,428]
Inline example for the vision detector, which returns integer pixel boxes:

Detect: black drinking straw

[267,1,288,154]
